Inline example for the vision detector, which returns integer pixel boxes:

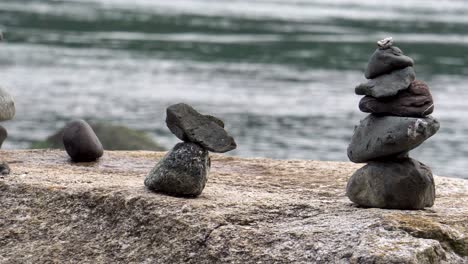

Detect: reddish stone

[359,80,434,117]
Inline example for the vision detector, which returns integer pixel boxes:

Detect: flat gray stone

[365,46,414,79]
[63,120,104,162]
[347,115,439,163]
[356,67,416,98]
[166,103,236,153]
[144,142,209,197]
[0,87,15,121]
[346,158,435,209]
[359,80,434,117]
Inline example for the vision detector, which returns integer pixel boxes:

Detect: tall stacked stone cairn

[0,33,16,175]
[346,37,440,210]
[144,103,237,197]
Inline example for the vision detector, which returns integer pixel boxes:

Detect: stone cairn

[346,37,440,210]
[62,119,104,162]
[144,103,237,197]
[0,33,16,174]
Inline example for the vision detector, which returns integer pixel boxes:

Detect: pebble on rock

[346,158,435,209]
[356,67,416,98]
[144,142,210,197]
[166,103,236,153]
[359,80,434,117]
[347,114,440,163]
[62,120,104,162]
[365,46,414,79]
[0,87,15,121]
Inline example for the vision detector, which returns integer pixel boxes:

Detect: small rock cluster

[346,38,440,210]
[63,119,104,162]
[144,103,237,197]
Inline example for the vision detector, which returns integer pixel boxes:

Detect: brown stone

[0,150,466,263]
[359,80,434,117]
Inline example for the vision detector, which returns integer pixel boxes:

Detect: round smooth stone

[63,120,104,162]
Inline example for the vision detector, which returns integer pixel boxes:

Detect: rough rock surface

[166,103,236,153]
[145,142,210,197]
[356,67,416,98]
[63,120,104,162]
[0,150,466,263]
[346,158,435,209]
[365,46,414,79]
[0,87,15,121]
[348,114,440,163]
[359,80,434,117]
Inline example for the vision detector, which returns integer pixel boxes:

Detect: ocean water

[0,0,467,179]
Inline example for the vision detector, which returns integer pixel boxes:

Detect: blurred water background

[0,0,467,179]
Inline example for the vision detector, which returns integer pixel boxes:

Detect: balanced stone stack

[346,38,440,210]
[144,103,237,197]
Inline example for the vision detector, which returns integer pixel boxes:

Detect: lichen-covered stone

[144,142,209,197]
[346,158,435,209]
[0,150,466,263]
[166,103,236,153]
[356,67,416,98]
[0,87,15,121]
[347,114,440,163]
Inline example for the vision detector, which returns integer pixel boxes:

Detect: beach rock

[346,158,435,209]
[144,142,209,197]
[356,67,416,98]
[0,150,467,263]
[348,115,439,163]
[365,46,414,79]
[0,125,7,148]
[32,122,164,151]
[0,87,15,121]
[62,120,104,162]
[359,80,434,117]
[166,103,236,153]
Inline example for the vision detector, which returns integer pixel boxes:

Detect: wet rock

[144,142,209,197]
[166,103,236,153]
[62,120,104,162]
[365,46,414,79]
[359,80,434,117]
[356,67,416,98]
[0,87,15,121]
[347,115,439,163]
[0,125,7,148]
[346,158,435,209]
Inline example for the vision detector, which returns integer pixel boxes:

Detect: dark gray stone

[365,46,414,79]
[356,67,416,98]
[346,158,435,209]
[359,80,434,117]
[144,142,209,197]
[62,120,104,162]
[166,103,236,153]
[0,87,15,121]
[0,162,10,175]
[0,125,7,148]
[347,115,439,163]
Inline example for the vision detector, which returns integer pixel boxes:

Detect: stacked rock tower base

[346,38,440,210]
